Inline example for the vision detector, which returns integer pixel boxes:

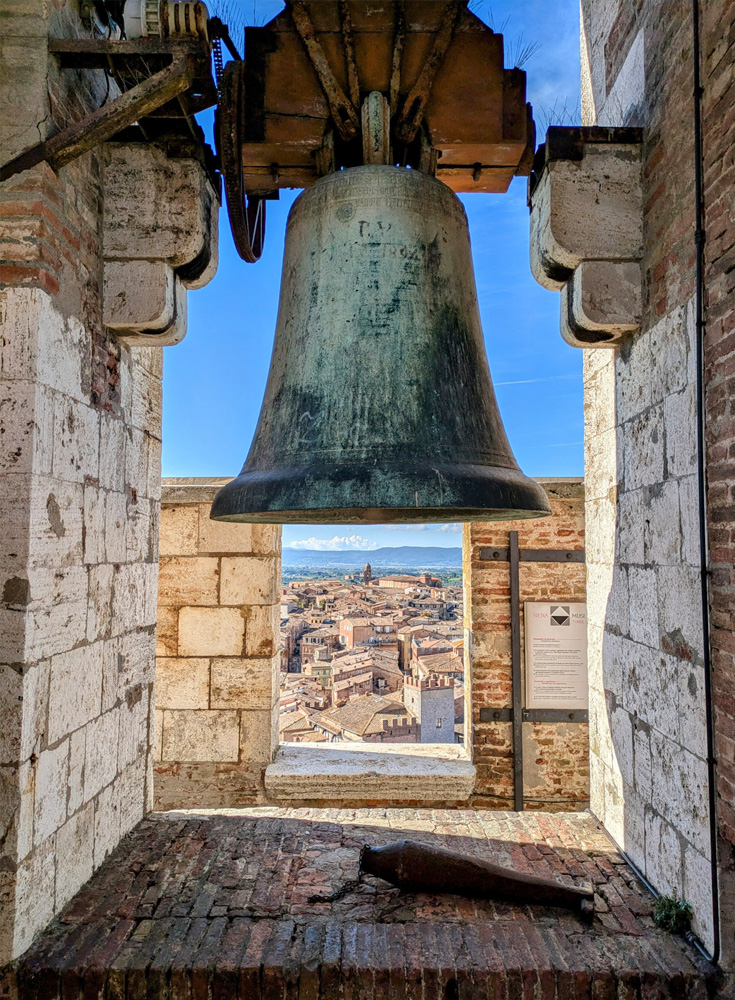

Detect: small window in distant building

[436,718,442,728]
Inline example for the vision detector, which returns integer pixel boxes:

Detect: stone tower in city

[363,562,372,586]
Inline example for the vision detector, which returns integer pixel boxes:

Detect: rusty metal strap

[290,1,359,142]
[1,54,195,181]
[389,0,407,117]
[395,0,466,145]
[338,0,360,110]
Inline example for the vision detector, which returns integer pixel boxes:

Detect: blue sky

[162,0,582,551]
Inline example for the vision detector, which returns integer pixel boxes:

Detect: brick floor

[1,809,720,999]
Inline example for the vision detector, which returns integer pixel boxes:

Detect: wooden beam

[1,55,195,182]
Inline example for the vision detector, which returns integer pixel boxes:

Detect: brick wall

[154,481,281,809]
[579,0,735,957]
[464,480,588,811]
[700,0,735,963]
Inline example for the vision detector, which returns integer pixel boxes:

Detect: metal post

[509,530,523,811]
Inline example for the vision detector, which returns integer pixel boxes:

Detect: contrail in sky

[495,374,579,386]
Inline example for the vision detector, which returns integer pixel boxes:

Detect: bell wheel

[218,59,266,263]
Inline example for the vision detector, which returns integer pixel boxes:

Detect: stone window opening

[153,477,586,812]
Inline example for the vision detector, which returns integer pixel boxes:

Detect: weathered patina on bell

[211,165,550,524]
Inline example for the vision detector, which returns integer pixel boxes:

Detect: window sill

[264,743,476,803]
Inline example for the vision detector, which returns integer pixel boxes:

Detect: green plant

[652,895,693,935]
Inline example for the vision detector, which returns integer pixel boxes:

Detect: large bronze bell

[211,165,550,524]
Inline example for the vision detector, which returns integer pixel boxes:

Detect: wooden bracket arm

[1,54,195,182]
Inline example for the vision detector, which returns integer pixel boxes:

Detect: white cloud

[382,523,461,533]
[286,535,378,551]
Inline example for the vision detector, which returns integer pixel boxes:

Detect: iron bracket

[1,50,199,181]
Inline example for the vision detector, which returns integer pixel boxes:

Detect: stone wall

[154,480,281,809]
[0,1,216,962]
[464,480,588,811]
[578,0,733,955]
[0,3,160,960]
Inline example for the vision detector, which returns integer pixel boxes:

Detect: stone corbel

[528,127,643,348]
[102,142,219,345]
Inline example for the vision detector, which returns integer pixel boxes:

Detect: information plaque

[524,602,588,710]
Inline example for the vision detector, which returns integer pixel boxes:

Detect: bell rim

[210,463,552,524]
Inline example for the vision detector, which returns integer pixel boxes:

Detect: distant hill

[282,545,462,569]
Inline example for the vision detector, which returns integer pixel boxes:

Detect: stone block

[240,707,278,765]
[93,779,120,868]
[0,666,23,766]
[664,383,697,479]
[82,485,106,565]
[650,730,710,858]
[177,607,245,657]
[86,563,114,642]
[125,425,149,498]
[103,144,216,267]
[51,395,99,484]
[47,644,103,744]
[98,412,126,493]
[84,709,120,803]
[649,305,692,404]
[678,474,701,569]
[126,497,155,564]
[627,567,658,647]
[19,658,49,764]
[678,663,708,760]
[642,480,681,566]
[153,709,163,761]
[161,709,240,762]
[156,657,209,709]
[158,556,219,607]
[29,479,85,569]
[129,359,164,437]
[118,628,156,695]
[584,426,618,502]
[615,328,652,421]
[530,141,643,290]
[252,524,282,556]
[55,802,94,908]
[245,604,280,657]
[110,562,154,637]
[12,837,55,958]
[118,757,147,836]
[562,259,641,348]
[644,809,683,899]
[683,842,715,947]
[220,556,279,607]
[210,656,278,710]
[16,760,34,862]
[118,685,149,772]
[622,404,664,492]
[197,508,253,554]
[657,564,704,660]
[105,490,128,564]
[0,379,53,477]
[104,260,185,346]
[67,726,86,817]
[617,487,646,564]
[34,739,69,846]
[160,505,198,556]
[156,606,178,656]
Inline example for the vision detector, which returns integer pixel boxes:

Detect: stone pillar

[0,1,217,961]
[464,480,588,810]
[154,480,281,808]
